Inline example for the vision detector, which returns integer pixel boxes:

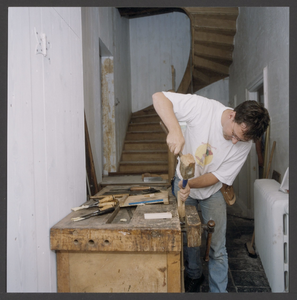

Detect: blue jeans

[173,175,228,293]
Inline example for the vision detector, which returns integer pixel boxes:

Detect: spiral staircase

[114,7,239,175]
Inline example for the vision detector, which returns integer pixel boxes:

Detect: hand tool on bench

[71,206,116,222]
[159,121,195,221]
[102,187,161,195]
[71,196,118,211]
[71,200,117,211]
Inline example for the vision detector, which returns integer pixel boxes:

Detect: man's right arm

[152,92,185,155]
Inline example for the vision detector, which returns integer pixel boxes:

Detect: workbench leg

[56,251,70,293]
[167,252,181,293]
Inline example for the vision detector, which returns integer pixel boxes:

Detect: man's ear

[230,110,236,120]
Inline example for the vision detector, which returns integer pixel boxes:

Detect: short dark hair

[234,100,270,142]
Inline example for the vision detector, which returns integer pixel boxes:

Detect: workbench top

[50,185,181,253]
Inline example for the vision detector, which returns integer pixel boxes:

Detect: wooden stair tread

[129,121,160,125]
[120,161,168,165]
[127,130,165,133]
[125,140,166,143]
[123,149,167,152]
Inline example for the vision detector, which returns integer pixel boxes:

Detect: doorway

[245,67,268,216]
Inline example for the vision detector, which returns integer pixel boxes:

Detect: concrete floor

[100,175,271,293]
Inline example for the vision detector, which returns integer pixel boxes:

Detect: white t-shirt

[163,91,252,200]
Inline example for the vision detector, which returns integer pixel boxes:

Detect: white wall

[195,78,229,106]
[229,7,289,217]
[82,7,131,177]
[7,7,85,292]
[130,12,191,112]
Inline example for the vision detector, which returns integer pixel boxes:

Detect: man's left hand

[178,180,190,202]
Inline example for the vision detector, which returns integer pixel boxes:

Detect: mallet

[159,121,195,220]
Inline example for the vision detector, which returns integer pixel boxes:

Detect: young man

[152,91,270,293]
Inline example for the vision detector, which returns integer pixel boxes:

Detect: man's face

[223,121,249,144]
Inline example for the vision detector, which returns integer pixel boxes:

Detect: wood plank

[57,251,70,292]
[84,113,99,196]
[68,252,168,292]
[167,252,181,292]
[185,205,202,247]
[121,190,169,207]
[51,226,180,252]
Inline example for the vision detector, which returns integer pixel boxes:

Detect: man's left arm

[178,173,219,201]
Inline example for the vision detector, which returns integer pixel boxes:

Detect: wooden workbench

[50,185,182,293]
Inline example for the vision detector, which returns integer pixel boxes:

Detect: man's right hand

[167,131,185,155]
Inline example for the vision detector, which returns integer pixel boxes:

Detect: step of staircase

[119,161,168,173]
[116,104,169,175]
[131,105,156,116]
[123,140,167,151]
[130,114,161,123]
[125,131,166,141]
[128,122,162,131]
[121,150,167,162]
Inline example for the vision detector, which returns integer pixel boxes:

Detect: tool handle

[182,179,188,189]
[204,220,215,262]
[177,191,185,221]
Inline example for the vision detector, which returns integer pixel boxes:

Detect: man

[152,91,270,293]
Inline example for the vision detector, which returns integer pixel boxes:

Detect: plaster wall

[82,7,131,178]
[229,7,289,217]
[129,12,190,112]
[7,7,85,292]
[195,78,229,106]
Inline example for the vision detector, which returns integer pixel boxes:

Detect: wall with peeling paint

[229,7,289,217]
[129,12,191,112]
[82,7,131,178]
[113,8,132,171]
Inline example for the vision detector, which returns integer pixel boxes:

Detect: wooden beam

[194,56,230,75]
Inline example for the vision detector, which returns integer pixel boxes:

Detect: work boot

[184,274,205,293]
